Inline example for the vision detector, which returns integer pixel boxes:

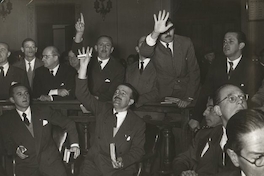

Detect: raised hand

[78,46,93,79]
[75,13,85,33]
[153,10,173,34]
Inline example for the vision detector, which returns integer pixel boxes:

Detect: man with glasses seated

[32,46,77,101]
[173,84,247,176]
[215,109,264,176]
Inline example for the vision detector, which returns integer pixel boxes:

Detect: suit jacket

[76,78,145,176]
[192,56,262,122]
[139,35,200,100]
[0,106,78,174]
[13,58,43,88]
[32,64,77,100]
[0,65,29,100]
[214,168,241,176]
[88,56,125,101]
[71,41,125,102]
[126,60,158,105]
[173,125,234,176]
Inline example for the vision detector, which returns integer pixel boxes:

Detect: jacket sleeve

[185,39,200,99]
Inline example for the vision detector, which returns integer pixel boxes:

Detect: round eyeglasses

[238,153,264,167]
[216,94,248,105]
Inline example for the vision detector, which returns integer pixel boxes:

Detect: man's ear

[110,47,114,53]
[94,45,98,52]
[128,99,135,106]
[21,47,25,53]
[227,149,240,167]
[7,51,11,58]
[9,97,15,104]
[239,42,245,50]
[214,105,222,116]
[135,46,139,53]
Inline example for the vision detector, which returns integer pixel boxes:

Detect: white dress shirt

[226,55,242,73]
[98,57,110,69]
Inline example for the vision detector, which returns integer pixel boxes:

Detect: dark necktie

[0,66,4,78]
[22,113,30,126]
[27,62,33,87]
[98,60,103,70]
[228,61,234,80]
[113,112,118,128]
[50,70,54,76]
[166,43,172,56]
[139,61,144,74]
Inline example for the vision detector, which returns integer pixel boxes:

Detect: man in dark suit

[32,46,76,101]
[139,10,200,108]
[189,30,262,131]
[0,83,80,176]
[126,36,158,106]
[173,84,247,176]
[72,14,125,101]
[13,38,43,88]
[76,47,145,176]
[0,42,29,100]
[216,109,264,176]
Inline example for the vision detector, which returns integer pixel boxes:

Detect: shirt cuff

[48,89,58,96]
[70,143,80,148]
[146,33,157,46]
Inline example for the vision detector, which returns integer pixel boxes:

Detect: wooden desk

[134,103,193,175]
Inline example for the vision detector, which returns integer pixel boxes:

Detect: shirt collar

[241,170,246,176]
[227,55,242,69]
[113,108,128,129]
[25,58,36,70]
[138,58,150,69]
[50,64,60,75]
[97,57,110,69]
[16,106,32,123]
[1,62,9,76]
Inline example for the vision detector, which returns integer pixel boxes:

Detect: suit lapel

[173,37,183,75]
[31,107,43,155]
[113,111,132,147]
[102,109,115,144]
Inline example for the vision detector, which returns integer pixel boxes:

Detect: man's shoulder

[12,59,25,68]
[109,57,125,69]
[126,61,139,71]
[173,34,192,43]
[195,125,222,140]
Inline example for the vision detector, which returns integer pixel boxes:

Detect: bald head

[0,42,10,66]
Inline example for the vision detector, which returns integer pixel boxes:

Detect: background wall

[0,0,263,60]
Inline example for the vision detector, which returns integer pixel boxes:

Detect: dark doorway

[36,4,75,55]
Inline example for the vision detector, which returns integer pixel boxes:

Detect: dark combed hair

[97,35,114,46]
[9,83,29,98]
[225,30,246,45]
[119,83,139,103]
[22,38,36,47]
[225,109,264,154]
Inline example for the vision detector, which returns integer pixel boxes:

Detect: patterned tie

[50,70,54,76]
[0,66,4,78]
[139,61,144,74]
[166,43,172,56]
[27,62,33,87]
[22,113,30,126]
[228,61,234,80]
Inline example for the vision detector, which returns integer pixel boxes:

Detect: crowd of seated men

[1,9,264,176]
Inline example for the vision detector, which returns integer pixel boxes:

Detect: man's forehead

[220,86,242,97]
[97,37,112,44]
[224,32,238,40]
[24,41,36,47]
[14,86,28,93]
[43,48,52,54]
[117,85,132,93]
[0,43,8,49]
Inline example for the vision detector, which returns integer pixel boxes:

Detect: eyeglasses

[217,94,248,105]
[42,55,55,59]
[237,153,264,167]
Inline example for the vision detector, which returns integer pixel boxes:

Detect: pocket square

[11,82,18,86]
[43,120,48,126]
[105,79,111,83]
[125,135,131,141]
[60,82,65,86]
